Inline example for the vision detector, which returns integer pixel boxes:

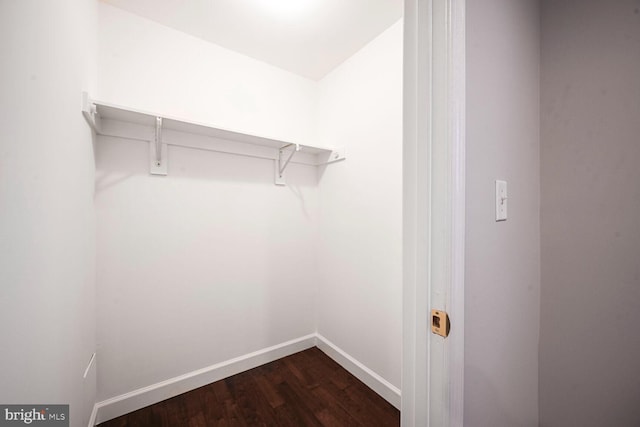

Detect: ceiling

[101,0,404,80]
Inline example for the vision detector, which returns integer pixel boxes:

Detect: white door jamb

[402,1,465,426]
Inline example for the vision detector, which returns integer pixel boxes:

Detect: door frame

[402,1,465,426]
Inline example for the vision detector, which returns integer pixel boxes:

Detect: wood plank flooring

[98,347,400,427]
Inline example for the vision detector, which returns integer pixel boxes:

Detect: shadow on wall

[94,135,318,218]
[94,135,319,185]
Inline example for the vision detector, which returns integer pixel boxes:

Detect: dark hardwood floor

[98,347,400,427]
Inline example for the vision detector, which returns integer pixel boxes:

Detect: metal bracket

[150,116,167,175]
[275,143,300,186]
[316,148,346,166]
[81,92,101,134]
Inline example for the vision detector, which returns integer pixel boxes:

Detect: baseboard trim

[92,333,401,425]
[93,334,316,425]
[315,334,401,409]
[87,403,98,427]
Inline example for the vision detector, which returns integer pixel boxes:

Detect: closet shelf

[81,93,345,185]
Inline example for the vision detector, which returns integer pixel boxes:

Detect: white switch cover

[496,180,507,221]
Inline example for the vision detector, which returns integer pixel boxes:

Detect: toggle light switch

[496,180,507,221]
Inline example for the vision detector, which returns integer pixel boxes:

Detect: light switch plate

[496,180,507,221]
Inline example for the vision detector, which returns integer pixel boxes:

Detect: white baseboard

[91,333,401,425]
[315,334,401,409]
[93,334,316,425]
[87,403,98,427]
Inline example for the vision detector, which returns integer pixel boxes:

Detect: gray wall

[0,1,97,426]
[540,1,640,426]
[465,0,540,425]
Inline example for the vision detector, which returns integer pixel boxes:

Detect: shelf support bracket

[81,92,101,134]
[150,116,167,175]
[275,143,300,186]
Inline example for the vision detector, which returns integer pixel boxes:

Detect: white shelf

[81,93,345,185]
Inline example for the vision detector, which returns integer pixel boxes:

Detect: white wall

[97,3,316,144]
[465,0,540,425]
[540,1,640,426]
[315,20,403,392]
[95,137,319,400]
[0,1,98,426]
[95,4,320,401]
[95,3,403,406]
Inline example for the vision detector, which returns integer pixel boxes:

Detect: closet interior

[90,1,403,424]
